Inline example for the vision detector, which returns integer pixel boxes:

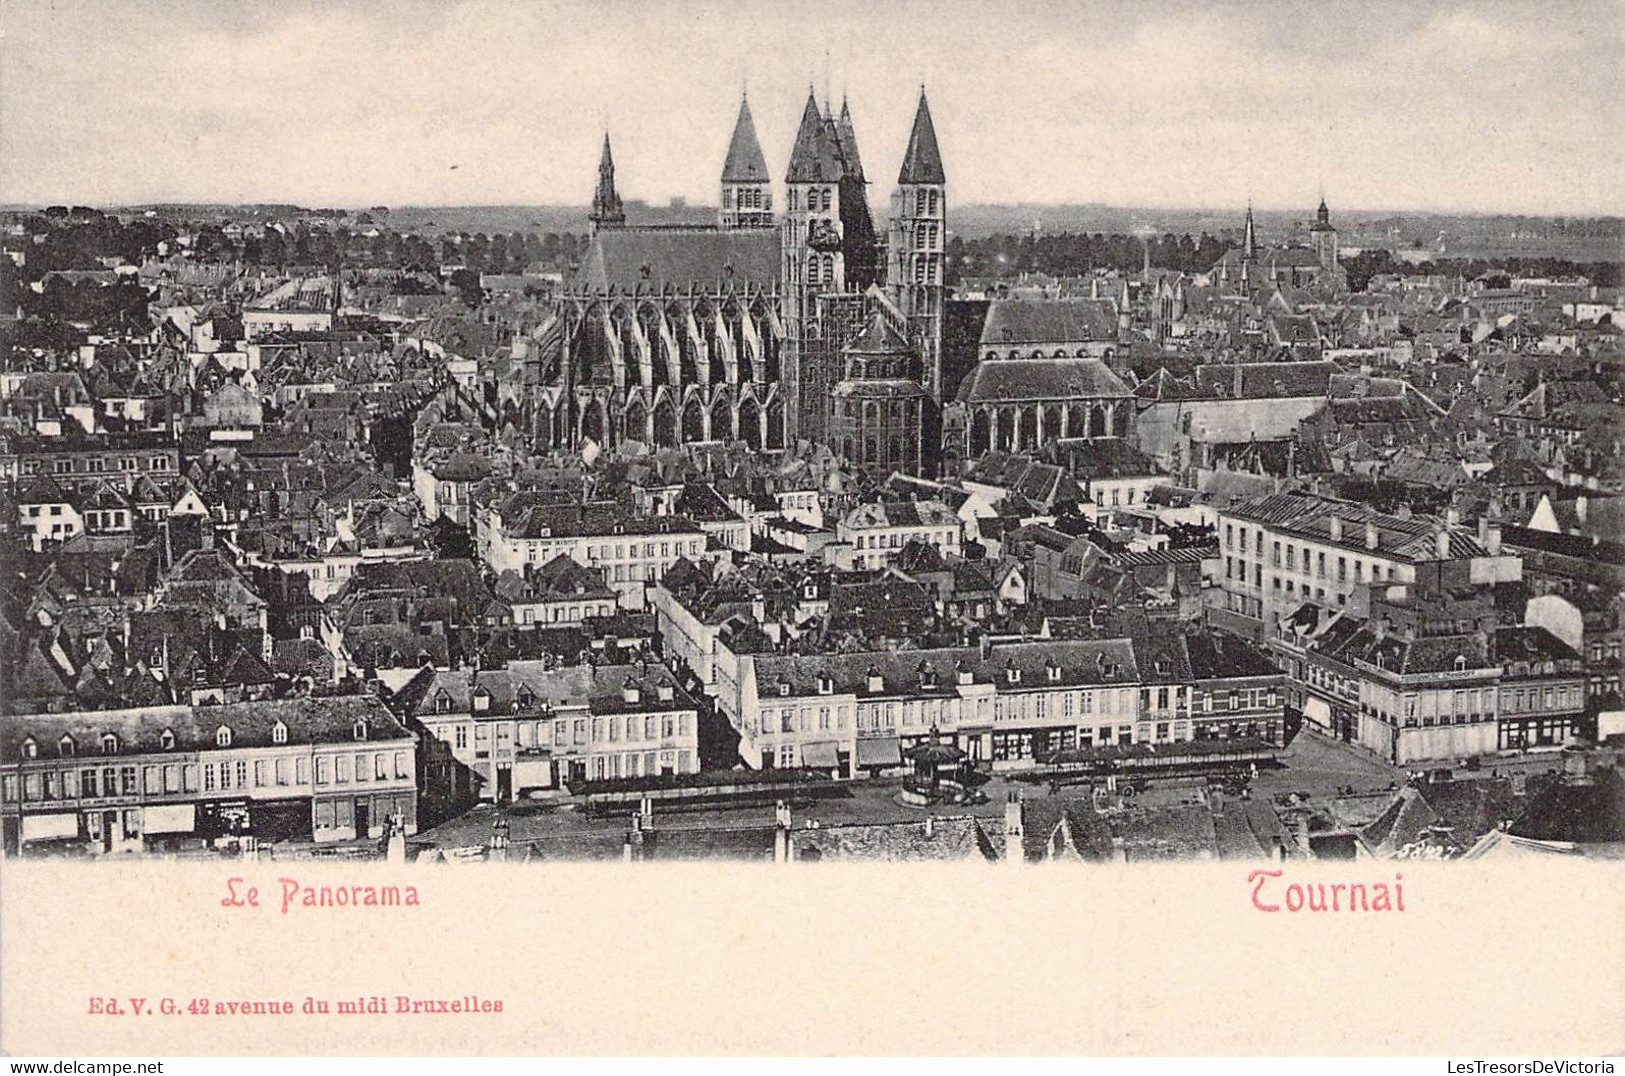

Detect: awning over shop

[144,804,197,834]
[21,813,79,841]
[801,742,840,768]
[855,737,902,768]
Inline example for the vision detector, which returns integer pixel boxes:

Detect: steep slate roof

[752,638,1139,700]
[897,90,946,184]
[574,227,782,291]
[720,95,771,183]
[958,358,1131,404]
[834,98,866,183]
[980,299,1118,345]
[785,92,844,184]
[0,695,410,760]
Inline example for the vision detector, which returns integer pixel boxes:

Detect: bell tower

[887,88,946,403]
[719,95,772,230]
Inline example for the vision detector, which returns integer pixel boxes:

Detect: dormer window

[657,683,674,702]
[1005,661,1021,685]
[473,688,490,713]
[215,726,231,748]
[803,584,817,600]
[21,737,37,760]
[919,663,936,689]
[866,667,884,694]
[1046,662,1062,683]
[517,687,535,708]
[435,693,452,714]
[1454,655,1467,672]
[58,734,75,758]
[160,728,176,751]
[817,674,834,696]
[621,678,641,705]
[353,721,367,742]
[957,662,973,687]
[778,680,791,697]
[271,721,287,745]
[101,733,118,755]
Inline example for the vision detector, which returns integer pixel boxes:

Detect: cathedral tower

[588,132,625,236]
[887,88,947,403]
[719,95,773,230]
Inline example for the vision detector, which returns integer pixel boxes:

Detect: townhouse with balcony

[393,661,700,803]
[714,634,1283,776]
[0,695,418,855]
[1270,561,1584,764]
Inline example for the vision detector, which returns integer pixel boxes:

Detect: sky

[1,0,1621,215]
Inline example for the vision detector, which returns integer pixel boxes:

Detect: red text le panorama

[1248,869,1407,913]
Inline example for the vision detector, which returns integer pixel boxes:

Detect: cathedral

[525,88,948,474]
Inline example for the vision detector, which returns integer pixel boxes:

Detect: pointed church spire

[721,94,769,183]
[589,132,625,233]
[835,97,865,183]
[898,88,945,185]
[1242,201,1257,260]
[786,90,841,183]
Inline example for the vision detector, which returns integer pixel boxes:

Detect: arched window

[272,721,288,745]
[215,726,231,748]
[159,728,176,751]
[1454,655,1467,672]
[101,733,118,755]
[58,734,75,758]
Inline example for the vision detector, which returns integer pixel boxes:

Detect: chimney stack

[1003,792,1024,865]
[773,800,791,864]
[1435,528,1450,560]
[1486,522,1501,556]
[1330,517,1344,542]
[1365,522,1379,550]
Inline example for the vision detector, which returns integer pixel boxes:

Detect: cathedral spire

[589,132,625,234]
[835,96,865,183]
[720,94,769,184]
[897,88,946,185]
[1242,201,1257,261]
[786,90,841,183]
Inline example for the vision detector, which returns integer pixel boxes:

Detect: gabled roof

[897,90,946,185]
[574,227,781,291]
[980,299,1118,346]
[720,95,770,183]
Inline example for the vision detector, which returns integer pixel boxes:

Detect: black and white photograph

[0,0,1621,1061]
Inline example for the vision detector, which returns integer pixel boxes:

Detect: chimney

[1435,528,1450,560]
[1330,517,1344,542]
[1486,523,1502,556]
[1446,506,1460,528]
[1365,522,1379,550]
[751,592,766,623]
[1003,793,1024,865]
[773,799,791,864]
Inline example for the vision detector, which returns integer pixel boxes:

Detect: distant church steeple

[589,132,625,235]
[1242,201,1258,262]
